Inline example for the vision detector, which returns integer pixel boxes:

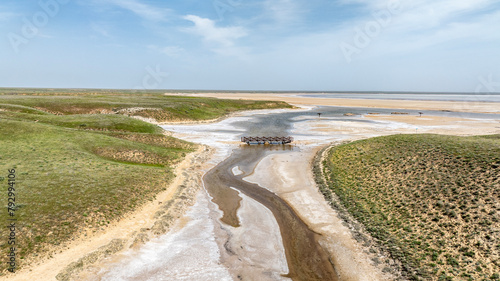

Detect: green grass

[318,134,500,280]
[0,111,163,133]
[0,90,292,274]
[0,90,292,122]
[0,119,194,273]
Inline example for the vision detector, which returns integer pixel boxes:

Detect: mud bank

[204,146,338,281]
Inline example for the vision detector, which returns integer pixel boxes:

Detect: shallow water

[299,93,500,103]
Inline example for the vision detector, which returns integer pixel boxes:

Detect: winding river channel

[204,146,338,281]
[95,105,500,281]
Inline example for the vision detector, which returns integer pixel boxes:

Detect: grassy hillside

[318,134,499,280]
[0,90,292,122]
[0,90,292,274]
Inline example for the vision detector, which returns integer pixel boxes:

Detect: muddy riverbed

[204,145,338,281]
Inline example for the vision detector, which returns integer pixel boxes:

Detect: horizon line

[1,87,499,95]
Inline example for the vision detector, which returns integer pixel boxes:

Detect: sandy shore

[169,92,500,114]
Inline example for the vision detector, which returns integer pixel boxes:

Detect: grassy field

[0,90,291,274]
[317,134,499,280]
[0,90,292,122]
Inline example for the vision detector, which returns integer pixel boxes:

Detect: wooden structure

[241,136,294,145]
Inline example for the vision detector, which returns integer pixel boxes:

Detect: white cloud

[263,0,303,26]
[339,0,497,29]
[183,15,247,47]
[102,0,170,21]
[378,9,500,56]
[333,0,500,57]
[392,0,496,30]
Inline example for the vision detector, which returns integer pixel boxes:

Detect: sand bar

[170,93,500,114]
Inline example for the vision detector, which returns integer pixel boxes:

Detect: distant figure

[318,113,322,118]
[419,112,423,117]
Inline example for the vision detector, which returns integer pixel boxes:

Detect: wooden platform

[241,136,294,145]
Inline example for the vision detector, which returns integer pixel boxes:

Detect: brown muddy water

[204,145,338,281]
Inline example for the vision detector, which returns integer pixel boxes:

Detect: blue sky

[1,0,499,92]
